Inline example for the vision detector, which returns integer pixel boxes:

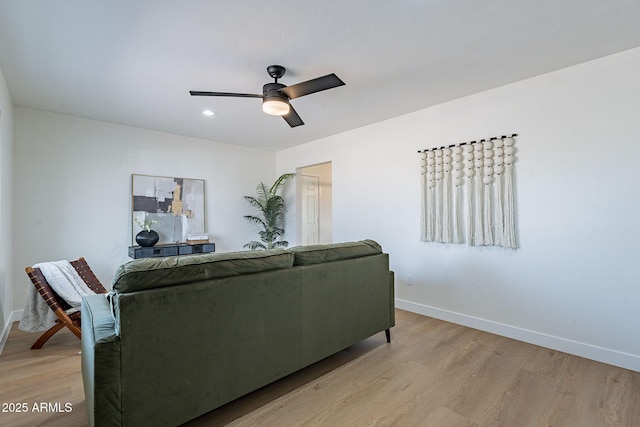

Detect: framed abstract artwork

[131,174,205,245]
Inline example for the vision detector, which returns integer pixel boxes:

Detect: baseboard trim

[396,298,640,373]
[0,317,11,355]
[0,310,23,356]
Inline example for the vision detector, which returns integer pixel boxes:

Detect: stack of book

[186,233,210,245]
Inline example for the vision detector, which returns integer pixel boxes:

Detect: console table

[128,243,215,259]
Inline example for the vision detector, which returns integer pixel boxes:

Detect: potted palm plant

[243,173,295,250]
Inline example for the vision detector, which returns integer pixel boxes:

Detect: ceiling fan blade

[279,73,345,99]
[282,105,304,127]
[189,91,262,98]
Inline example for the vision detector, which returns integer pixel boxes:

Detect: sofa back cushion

[289,239,382,266]
[112,249,294,293]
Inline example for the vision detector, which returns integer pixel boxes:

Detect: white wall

[277,47,640,371]
[12,108,275,312]
[0,66,14,349]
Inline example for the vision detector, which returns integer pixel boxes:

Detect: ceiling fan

[190,65,345,128]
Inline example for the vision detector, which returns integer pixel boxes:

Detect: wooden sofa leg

[31,322,66,349]
[385,329,391,343]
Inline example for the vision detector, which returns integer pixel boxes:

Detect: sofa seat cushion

[289,239,382,266]
[112,249,294,293]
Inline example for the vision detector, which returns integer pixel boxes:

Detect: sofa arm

[81,294,121,427]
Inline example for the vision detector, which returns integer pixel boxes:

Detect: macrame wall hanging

[419,134,517,249]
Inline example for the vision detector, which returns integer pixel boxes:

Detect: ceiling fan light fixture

[262,97,290,116]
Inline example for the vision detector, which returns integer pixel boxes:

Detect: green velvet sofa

[81,239,395,426]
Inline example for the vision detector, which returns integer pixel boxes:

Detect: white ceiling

[1,1,639,151]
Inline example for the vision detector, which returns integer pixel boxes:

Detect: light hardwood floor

[1,309,639,426]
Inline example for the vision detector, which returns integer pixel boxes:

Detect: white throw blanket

[19,260,97,333]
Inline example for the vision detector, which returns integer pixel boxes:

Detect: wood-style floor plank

[0,324,85,427]
[539,356,610,427]
[478,368,559,427]
[1,310,638,427]
[602,368,640,426]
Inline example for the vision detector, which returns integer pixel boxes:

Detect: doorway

[296,162,332,245]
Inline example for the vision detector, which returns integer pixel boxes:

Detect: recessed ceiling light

[202,110,215,116]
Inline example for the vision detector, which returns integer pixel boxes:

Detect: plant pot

[136,230,159,247]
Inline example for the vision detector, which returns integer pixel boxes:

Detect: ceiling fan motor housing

[262,82,290,115]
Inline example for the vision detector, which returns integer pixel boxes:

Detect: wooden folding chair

[24,257,108,349]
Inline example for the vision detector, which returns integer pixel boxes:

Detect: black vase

[136,230,159,247]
